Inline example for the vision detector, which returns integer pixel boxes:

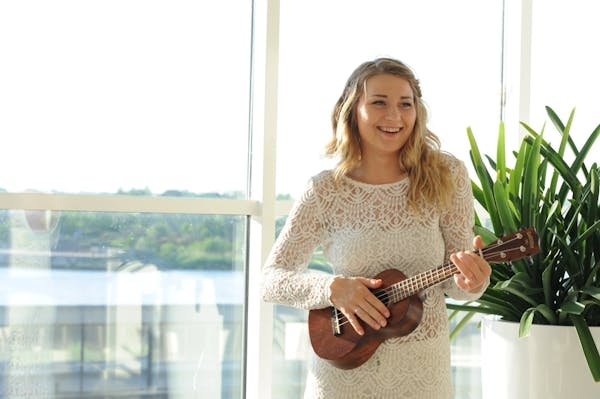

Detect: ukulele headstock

[482,227,540,263]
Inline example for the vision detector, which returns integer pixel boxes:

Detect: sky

[0,1,597,197]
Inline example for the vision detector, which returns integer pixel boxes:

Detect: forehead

[363,73,413,96]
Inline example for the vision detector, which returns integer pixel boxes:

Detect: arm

[261,176,390,334]
[440,159,491,300]
[260,178,336,310]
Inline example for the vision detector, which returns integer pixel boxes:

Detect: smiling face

[355,73,417,160]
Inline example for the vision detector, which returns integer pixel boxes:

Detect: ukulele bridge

[331,307,342,336]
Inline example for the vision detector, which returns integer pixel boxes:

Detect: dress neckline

[340,173,409,187]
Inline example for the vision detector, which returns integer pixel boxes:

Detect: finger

[473,235,484,249]
[354,278,391,322]
[452,252,482,285]
[463,250,492,277]
[452,253,491,292]
[451,252,474,278]
[454,273,479,291]
[356,278,390,316]
[358,277,384,289]
[347,307,365,336]
[457,250,487,276]
[358,301,388,329]
[453,273,468,288]
[364,292,390,319]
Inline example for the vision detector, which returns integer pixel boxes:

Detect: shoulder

[311,169,335,184]
[438,152,472,200]
[439,151,463,168]
[294,170,336,204]
[307,170,337,193]
[439,152,468,177]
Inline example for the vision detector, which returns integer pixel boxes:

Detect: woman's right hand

[329,276,390,335]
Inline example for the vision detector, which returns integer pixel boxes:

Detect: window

[0,1,253,398]
[1,210,246,398]
[1,1,598,398]
[0,1,252,196]
[528,0,600,143]
[276,0,504,199]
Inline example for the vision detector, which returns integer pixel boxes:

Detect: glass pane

[529,0,600,143]
[448,308,484,397]
[0,209,246,398]
[271,304,310,398]
[277,0,504,199]
[0,1,252,196]
[270,217,332,398]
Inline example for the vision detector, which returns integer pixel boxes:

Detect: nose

[385,106,401,120]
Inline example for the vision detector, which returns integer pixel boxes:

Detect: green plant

[447,106,600,380]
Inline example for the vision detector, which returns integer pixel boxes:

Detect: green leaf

[498,274,541,307]
[496,121,507,185]
[541,264,553,309]
[519,304,557,337]
[559,300,586,315]
[535,303,558,324]
[521,133,542,229]
[519,308,536,337]
[508,139,527,205]
[473,225,498,244]
[467,126,500,231]
[571,314,600,382]
[581,286,600,301]
[493,180,518,232]
[448,310,477,341]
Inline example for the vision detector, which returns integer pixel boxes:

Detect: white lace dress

[261,154,487,399]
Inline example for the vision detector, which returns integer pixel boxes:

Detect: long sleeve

[439,159,489,300]
[261,178,337,310]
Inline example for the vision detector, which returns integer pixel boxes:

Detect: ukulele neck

[387,263,458,302]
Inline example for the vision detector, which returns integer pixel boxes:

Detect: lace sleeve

[440,157,489,300]
[261,178,336,310]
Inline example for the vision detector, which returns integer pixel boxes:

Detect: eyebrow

[370,94,414,100]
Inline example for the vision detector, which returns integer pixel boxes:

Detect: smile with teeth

[379,127,401,134]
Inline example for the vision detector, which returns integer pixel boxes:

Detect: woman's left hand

[450,235,492,293]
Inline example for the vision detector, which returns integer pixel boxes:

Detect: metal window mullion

[246,0,280,399]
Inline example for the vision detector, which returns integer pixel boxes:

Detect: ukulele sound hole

[372,288,391,306]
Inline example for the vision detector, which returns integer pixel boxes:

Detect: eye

[400,101,413,108]
[372,100,386,106]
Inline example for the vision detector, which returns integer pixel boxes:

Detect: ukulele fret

[393,264,457,302]
[392,283,407,301]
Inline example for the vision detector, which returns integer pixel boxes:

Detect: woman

[261,57,491,399]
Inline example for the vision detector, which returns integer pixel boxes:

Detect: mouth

[378,127,401,135]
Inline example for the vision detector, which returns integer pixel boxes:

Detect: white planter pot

[481,318,600,399]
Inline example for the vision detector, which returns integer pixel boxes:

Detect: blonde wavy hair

[325,57,455,211]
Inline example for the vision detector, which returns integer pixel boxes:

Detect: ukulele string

[333,234,528,329]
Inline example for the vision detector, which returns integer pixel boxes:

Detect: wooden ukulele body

[308,268,423,369]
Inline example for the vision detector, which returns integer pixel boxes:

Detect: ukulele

[308,227,540,370]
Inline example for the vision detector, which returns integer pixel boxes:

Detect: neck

[350,157,406,184]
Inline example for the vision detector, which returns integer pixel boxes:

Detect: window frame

[0,1,541,398]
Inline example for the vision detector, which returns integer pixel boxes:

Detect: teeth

[381,127,400,133]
